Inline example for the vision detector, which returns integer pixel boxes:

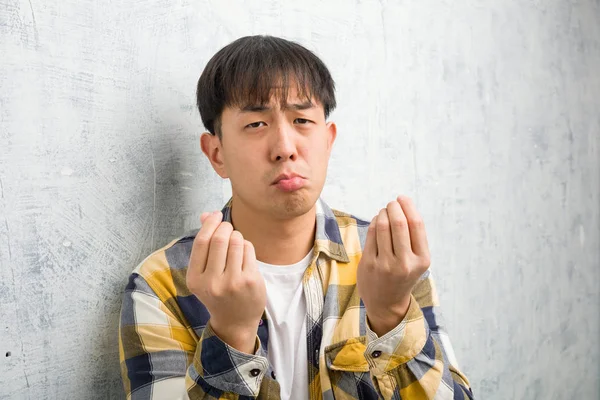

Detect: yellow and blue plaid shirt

[119,197,473,399]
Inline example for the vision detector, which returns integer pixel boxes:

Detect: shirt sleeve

[119,272,270,400]
[363,270,474,400]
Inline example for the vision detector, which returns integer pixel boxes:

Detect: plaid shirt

[119,197,473,399]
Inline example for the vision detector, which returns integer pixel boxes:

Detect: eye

[294,118,311,124]
[246,121,266,129]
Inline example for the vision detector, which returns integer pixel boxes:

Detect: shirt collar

[219,197,350,263]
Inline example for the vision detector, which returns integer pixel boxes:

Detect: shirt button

[371,350,382,358]
[271,370,276,380]
[250,368,261,377]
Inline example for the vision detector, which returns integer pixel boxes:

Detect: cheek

[306,136,330,161]
[227,146,260,177]
[301,146,329,179]
[297,142,310,158]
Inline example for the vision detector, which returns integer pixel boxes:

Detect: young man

[119,35,473,400]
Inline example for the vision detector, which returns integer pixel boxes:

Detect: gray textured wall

[1,0,599,399]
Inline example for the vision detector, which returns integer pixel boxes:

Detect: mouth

[272,172,307,192]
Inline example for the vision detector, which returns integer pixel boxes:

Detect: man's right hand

[186,210,267,354]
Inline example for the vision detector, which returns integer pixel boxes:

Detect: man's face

[202,86,337,219]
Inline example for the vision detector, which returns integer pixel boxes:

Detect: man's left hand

[357,195,431,337]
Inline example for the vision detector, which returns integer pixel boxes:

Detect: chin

[273,188,317,217]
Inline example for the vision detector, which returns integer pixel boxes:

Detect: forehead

[227,87,324,115]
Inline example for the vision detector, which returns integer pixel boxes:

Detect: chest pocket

[324,337,380,399]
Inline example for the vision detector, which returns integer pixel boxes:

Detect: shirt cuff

[190,323,269,397]
[364,294,428,375]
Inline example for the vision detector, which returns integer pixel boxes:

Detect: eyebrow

[240,101,315,113]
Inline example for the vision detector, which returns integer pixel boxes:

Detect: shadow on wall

[87,103,215,398]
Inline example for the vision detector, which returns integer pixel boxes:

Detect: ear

[200,132,229,179]
[325,121,337,155]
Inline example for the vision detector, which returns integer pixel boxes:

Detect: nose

[270,121,298,162]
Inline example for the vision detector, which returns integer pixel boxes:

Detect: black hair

[196,35,337,139]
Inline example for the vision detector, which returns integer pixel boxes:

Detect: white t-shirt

[257,249,312,400]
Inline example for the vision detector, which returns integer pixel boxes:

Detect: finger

[205,221,234,276]
[189,211,223,274]
[386,200,412,256]
[375,208,393,257]
[242,240,257,271]
[363,216,378,257]
[224,231,244,276]
[200,212,211,224]
[397,196,430,257]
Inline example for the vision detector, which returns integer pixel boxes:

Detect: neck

[229,195,316,265]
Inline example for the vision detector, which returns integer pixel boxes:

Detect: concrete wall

[1,0,598,398]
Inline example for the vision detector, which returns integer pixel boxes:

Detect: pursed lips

[272,172,305,184]
[271,172,307,192]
